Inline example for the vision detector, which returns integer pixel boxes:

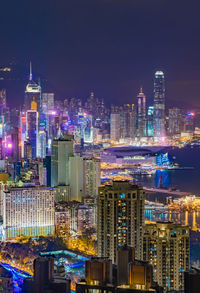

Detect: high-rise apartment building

[2,187,55,240]
[98,181,145,264]
[137,88,146,137]
[51,135,74,187]
[153,71,165,138]
[110,113,120,141]
[83,157,100,197]
[26,110,39,158]
[143,222,190,292]
[69,155,84,202]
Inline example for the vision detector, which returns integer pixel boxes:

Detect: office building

[11,126,19,161]
[51,135,74,187]
[120,104,136,140]
[38,130,46,158]
[137,88,146,137]
[76,257,115,293]
[98,181,145,263]
[184,112,195,133]
[147,106,154,137]
[143,222,190,292]
[168,108,182,136]
[42,93,54,112]
[25,63,41,111]
[110,113,120,141]
[41,93,55,136]
[2,187,55,240]
[26,110,39,158]
[19,112,26,158]
[153,71,165,138]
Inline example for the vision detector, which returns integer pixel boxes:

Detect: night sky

[1,0,200,109]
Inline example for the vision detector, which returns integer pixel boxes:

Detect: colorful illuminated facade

[137,87,146,137]
[153,71,165,138]
[2,187,55,240]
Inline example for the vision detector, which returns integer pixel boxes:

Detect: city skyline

[0,1,200,108]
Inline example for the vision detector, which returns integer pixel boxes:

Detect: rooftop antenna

[29,61,32,81]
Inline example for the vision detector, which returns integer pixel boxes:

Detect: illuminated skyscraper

[69,155,84,201]
[2,187,55,240]
[26,110,39,158]
[184,112,195,133]
[137,88,146,137]
[98,181,145,264]
[120,104,136,139]
[110,113,120,141]
[51,135,74,187]
[41,93,55,136]
[143,222,189,292]
[147,106,154,137]
[25,62,41,111]
[38,130,47,158]
[153,71,165,138]
[83,157,101,197]
[19,112,26,158]
[168,108,182,136]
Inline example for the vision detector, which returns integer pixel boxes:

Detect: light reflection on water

[145,209,200,229]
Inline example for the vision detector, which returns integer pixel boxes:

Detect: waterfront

[135,145,200,196]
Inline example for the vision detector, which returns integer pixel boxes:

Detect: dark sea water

[137,145,200,266]
[136,145,200,196]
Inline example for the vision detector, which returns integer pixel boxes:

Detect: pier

[144,187,190,196]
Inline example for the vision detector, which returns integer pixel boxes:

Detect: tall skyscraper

[110,113,120,141]
[41,93,55,137]
[25,63,41,111]
[51,135,74,187]
[147,106,154,137]
[2,187,55,240]
[168,108,182,136]
[38,130,47,158]
[83,157,101,197]
[143,222,190,292]
[153,71,166,138]
[137,88,146,137]
[19,112,26,158]
[98,181,145,264]
[69,155,84,201]
[120,104,136,140]
[26,110,39,158]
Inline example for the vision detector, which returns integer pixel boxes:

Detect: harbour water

[136,145,200,195]
[137,145,200,265]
